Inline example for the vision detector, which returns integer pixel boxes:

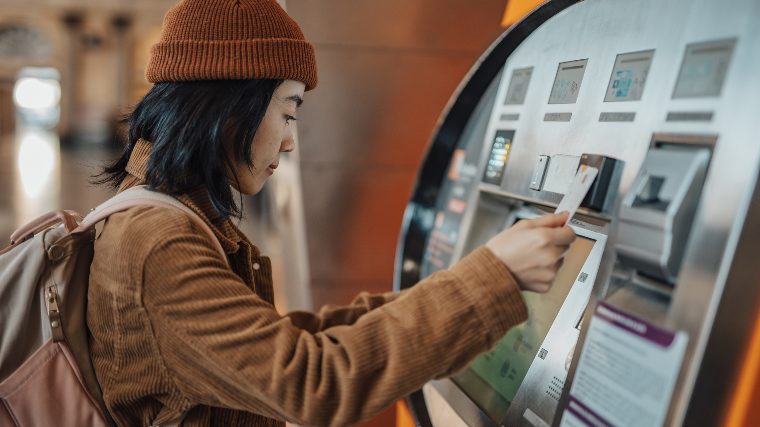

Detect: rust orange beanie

[146,0,317,90]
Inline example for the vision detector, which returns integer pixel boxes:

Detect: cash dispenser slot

[616,140,712,284]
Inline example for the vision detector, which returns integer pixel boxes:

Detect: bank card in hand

[555,165,599,224]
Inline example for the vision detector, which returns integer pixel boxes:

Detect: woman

[88,0,576,426]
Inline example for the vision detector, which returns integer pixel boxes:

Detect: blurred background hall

[0,0,534,425]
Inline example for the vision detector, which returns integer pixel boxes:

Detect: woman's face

[230,79,305,195]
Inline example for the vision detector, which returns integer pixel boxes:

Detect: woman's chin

[228,180,264,196]
[243,181,267,196]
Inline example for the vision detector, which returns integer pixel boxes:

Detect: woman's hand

[486,212,576,293]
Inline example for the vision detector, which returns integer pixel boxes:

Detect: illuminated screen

[482,130,515,185]
[452,235,596,422]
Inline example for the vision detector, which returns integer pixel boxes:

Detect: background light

[13,77,61,110]
[17,130,57,197]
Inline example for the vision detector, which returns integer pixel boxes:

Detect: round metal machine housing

[395,0,760,426]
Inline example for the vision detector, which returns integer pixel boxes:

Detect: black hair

[95,78,283,218]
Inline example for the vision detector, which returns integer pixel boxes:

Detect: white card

[555,165,599,224]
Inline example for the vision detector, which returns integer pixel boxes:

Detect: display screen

[673,38,736,98]
[604,50,654,102]
[504,67,533,105]
[548,59,588,104]
[482,130,515,186]
[483,130,515,185]
[452,235,596,422]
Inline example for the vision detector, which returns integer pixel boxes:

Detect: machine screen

[548,59,588,104]
[452,235,596,422]
[504,67,533,105]
[604,50,654,102]
[673,38,736,98]
[482,130,515,185]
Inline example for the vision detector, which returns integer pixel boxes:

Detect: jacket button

[252,262,260,270]
[47,245,65,261]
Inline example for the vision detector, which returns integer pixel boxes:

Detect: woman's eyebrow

[285,95,303,107]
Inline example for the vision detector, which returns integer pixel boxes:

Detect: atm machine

[394,0,760,426]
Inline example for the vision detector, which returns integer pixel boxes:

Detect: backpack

[0,186,225,426]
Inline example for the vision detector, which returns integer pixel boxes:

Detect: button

[47,245,65,261]
[252,262,260,270]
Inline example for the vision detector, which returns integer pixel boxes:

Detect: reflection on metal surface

[422,383,469,427]
[723,277,760,426]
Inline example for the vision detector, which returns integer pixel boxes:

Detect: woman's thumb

[528,212,569,228]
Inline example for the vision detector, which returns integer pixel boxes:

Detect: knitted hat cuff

[146,38,317,90]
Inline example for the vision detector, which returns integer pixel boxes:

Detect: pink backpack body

[0,187,224,426]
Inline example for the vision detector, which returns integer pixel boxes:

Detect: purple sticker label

[595,302,676,348]
[566,397,614,427]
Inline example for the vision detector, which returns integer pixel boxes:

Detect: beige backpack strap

[75,186,227,265]
[8,209,81,245]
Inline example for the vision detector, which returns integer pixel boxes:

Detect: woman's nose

[280,136,295,153]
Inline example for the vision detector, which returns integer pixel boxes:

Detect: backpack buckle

[47,285,65,342]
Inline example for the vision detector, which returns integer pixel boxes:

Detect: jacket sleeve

[140,214,527,427]
[285,291,405,333]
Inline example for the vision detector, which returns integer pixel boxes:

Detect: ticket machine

[394,0,760,425]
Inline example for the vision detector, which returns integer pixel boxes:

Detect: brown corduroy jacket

[87,140,528,427]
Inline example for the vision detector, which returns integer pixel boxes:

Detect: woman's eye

[285,115,297,125]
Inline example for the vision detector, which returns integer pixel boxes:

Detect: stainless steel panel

[423,383,469,427]
[407,0,760,425]
[617,146,711,284]
[459,8,760,425]
[425,380,496,427]
[679,168,760,426]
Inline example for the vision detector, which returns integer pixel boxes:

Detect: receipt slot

[616,145,711,284]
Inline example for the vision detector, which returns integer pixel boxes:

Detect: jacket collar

[118,139,246,255]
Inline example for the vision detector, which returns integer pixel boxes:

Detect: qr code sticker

[538,348,548,360]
